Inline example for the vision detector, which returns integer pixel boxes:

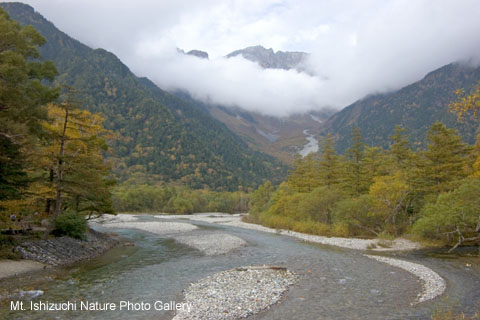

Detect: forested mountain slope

[1,2,287,190]
[322,63,480,153]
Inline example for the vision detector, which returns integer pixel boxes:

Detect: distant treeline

[113,184,250,214]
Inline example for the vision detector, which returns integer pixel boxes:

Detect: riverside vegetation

[247,83,480,252]
[0,8,114,245]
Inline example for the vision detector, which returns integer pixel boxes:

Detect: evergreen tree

[319,134,341,187]
[418,122,472,194]
[390,125,413,170]
[363,146,389,189]
[288,154,321,193]
[344,128,367,195]
[0,8,58,202]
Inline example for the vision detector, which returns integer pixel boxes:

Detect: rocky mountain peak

[186,49,209,59]
[226,45,309,70]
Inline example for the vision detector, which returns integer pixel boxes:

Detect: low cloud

[132,50,324,117]
[11,0,480,116]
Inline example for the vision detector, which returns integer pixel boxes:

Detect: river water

[299,130,319,157]
[1,216,479,320]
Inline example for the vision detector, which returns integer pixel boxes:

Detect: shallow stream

[1,215,479,319]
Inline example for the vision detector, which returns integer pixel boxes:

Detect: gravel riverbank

[91,214,198,235]
[365,254,446,304]
[0,260,45,280]
[173,266,297,320]
[173,233,246,255]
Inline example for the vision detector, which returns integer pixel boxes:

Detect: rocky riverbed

[1,213,465,320]
[158,213,446,305]
[173,266,297,320]
[173,233,246,256]
[365,254,446,304]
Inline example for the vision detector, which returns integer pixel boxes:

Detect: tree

[319,134,341,187]
[297,186,343,224]
[418,122,472,194]
[0,8,58,202]
[42,98,114,236]
[389,125,413,170]
[413,178,480,252]
[288,154,321,193]
[450,82,480,177]
[449,81,480,120]
[369,171,410,235]
[333,195,380,237]
[344,128,367,195]
[363,146,389,189]
[249,180,274,216]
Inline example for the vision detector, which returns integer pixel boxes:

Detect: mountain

[322,62,480,153]
[205,105,332,163]
[226,45,309,71]
[174,45,326,162]
[177,48,209,59]
[186,50,209,59]
[1,2,287,190]
[173,90,333,163]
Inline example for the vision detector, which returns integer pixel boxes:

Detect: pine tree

[287,154,321,193]
[390,125,413,170]
[344,128,367,195]
[319,134,341,187]
[418,122,472,194]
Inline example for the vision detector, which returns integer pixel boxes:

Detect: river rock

[173,266,297,320]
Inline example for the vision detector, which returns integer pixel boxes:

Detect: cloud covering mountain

[7,0,480,116]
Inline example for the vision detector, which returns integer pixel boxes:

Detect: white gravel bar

[365,254,446,304]
[173,234,246,255]
[173,266,297,320]
[94,221,197,235]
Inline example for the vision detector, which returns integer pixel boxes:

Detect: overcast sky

[8,0,480,116]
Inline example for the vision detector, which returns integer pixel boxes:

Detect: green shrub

[412,178,480,248]
[54,211,87,239]
[166,197,194,214]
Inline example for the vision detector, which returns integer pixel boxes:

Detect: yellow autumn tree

[450,82,480,176]
[369,171,410,236]
[41,99,114,237]
[449,81,480,120]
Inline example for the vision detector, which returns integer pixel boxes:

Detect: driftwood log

[235,266,287,271]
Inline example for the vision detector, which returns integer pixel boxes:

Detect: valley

[1,2,480,320]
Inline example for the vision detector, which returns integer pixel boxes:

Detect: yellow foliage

[449,81,480,120]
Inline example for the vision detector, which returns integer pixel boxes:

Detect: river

[299,130,319,157]
[1,215,479,319]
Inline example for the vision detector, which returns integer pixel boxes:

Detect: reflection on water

[1,217,479,320]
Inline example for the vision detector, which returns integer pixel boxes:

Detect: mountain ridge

[226,45,309,71]
[321,62,480,153]
[1,2,287,190]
